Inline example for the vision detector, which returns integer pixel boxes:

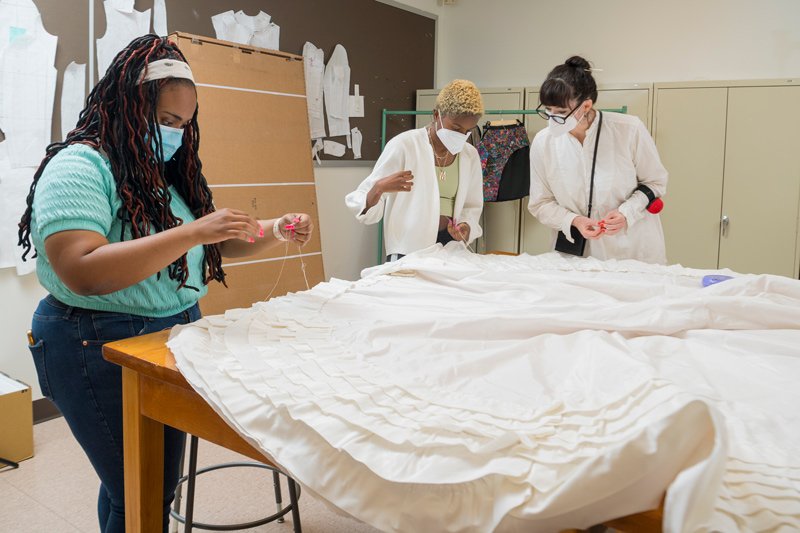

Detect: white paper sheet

[351,127,362,159]
[96,0,151,79]
[349,84,365,117]
[153,0,167,36]
[0,33,57,169]
[323,44,351,137]
[0,372,28,394]
[311,138,323,165]
[234,10,270,35]
[0,0,43,59]
[323,140,345,157]
[212,10,276,48]
[0,145,36,274]
[251,23,279,51]
[60,62,86,141]
[303,42,326,139]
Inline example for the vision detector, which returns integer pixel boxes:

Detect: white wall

[0,269,48,397]
[415,0,800,88]
[314,166,378,282]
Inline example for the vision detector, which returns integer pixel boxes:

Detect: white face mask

[547,104,587,138]
[436,114,471,154]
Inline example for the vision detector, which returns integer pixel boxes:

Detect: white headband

[139,59,195,84]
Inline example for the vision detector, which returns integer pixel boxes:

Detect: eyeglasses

[536,101,583,124]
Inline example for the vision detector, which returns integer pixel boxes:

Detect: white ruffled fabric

[169,244,800,533]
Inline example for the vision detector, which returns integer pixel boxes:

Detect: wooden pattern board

[171,32,324,316]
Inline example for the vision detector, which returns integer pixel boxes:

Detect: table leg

[122,367,165,532]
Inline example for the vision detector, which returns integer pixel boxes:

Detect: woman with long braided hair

[18,35,313,532]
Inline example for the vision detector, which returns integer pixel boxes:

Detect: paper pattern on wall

[0,0,44,58]
[311,138,323,165]
[211,10,250,45]
[212,10,279,50]
[323,44,351,137]
[96,0,151,79]
[153,0,168,36]
[251,22,279,51]
[303,42,326,139]
[0,26,57,168]
[60,62,86,141]
[0,143,35,274]
[351,127,362,159]
[323,140,345,157]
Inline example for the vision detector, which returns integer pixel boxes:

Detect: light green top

[30,143,207,317]
[437,154,460,217]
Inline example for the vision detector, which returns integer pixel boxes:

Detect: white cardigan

[346,127,484,256]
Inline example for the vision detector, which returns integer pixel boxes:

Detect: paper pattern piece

[153,0,168,36]
[323,140,345,157]
[0,0,43,58]
[60,62,86,141]
[311,138,323,165]
[0,144,36,274]
[250,22,279,51]
[351,127,362,159]
[212,10,279,50]
[0,0,57,273]
[303,42,326,139]
[211,10,251,45]
[96,0,151,79]
[0,3,57,169]
[349,84,365,117]
[323,44,351,137]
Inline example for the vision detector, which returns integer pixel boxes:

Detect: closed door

[654,87,728,269]
[718,86,800,278]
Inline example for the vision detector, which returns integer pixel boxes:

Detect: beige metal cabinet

[416,87,525,253]
[652,87,727,270]
[654,80,800,278]
[520,84,653,255]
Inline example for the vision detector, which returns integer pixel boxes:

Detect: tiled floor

[0,416,380,532]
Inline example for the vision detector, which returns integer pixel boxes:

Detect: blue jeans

[29,294,201,533]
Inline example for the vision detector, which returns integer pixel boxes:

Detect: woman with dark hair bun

[528,56,668,264]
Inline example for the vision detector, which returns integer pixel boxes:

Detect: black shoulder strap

[586,111,603,218]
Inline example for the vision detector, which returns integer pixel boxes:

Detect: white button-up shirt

[529,111,668,265]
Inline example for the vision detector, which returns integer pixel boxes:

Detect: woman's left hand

[280,213,314,246]
[600,209,627,235]
[448,220,470,242]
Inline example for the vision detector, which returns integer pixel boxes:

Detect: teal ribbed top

[31,143,207,317]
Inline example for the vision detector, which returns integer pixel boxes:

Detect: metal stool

[171,435,302,532]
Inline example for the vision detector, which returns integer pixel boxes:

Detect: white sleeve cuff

[618,190,649,229]
[561,212,578,241]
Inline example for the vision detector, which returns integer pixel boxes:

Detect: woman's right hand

[362,171,414,214]
[189,208,261,245]
[377,170,414,193]
[572,216,603,240]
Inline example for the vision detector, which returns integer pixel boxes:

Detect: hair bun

[565,56,591,70]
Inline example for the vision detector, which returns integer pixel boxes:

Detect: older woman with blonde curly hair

[346,79,484,261]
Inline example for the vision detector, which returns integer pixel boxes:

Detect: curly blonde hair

[435,79,484,118]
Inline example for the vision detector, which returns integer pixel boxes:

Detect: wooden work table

[103,330,663,533]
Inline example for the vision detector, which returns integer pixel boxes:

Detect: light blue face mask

[147,124,185,161]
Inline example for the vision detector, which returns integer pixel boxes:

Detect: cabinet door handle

[721,215,729,237]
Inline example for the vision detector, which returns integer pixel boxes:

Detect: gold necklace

[428,125,449,181]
